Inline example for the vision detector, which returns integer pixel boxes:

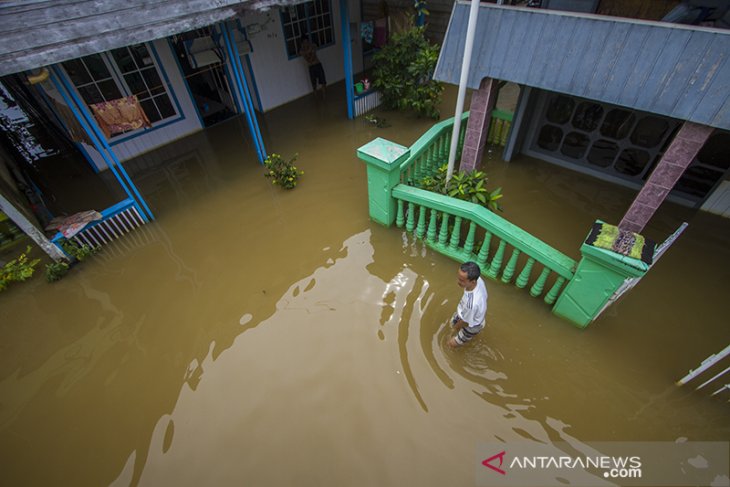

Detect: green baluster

[406,202,415,232]
[463,221,477,257]
[396,199,405,228]
[416,205,427,239]
[438,213,450,247]
[477,231,492,269]
[487,118,496,144]
[530,267,551,297]
[516,257,535,289]
[487,240,506,278]
[544,276,566,305]
[502,121,511,146]
[426,208,438,243]
[413,155,422,183]
[501,248,520,283]
[449,216,462,252]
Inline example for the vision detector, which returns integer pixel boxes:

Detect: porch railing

[399,112,469,186]
[51,198,147,252]
[392,184,576,305]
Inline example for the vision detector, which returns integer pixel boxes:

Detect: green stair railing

[399,112,469,186]
[392,184,577,306]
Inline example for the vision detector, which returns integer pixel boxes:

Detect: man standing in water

[449,261,488,347]
[299,35,327,98]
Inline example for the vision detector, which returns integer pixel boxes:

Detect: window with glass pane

[62,54,122,105]
[111,44,173,124]
[63,44,177,133]
[280,0,334,57]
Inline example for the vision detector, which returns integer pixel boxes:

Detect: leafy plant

[264,153,303,190]
[60,239,96,261]
[45,261,70,282]
[372,26,444,119]
[421,164,504,212]
[0,246,41,291]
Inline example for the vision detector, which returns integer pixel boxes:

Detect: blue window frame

[280,0,334,58]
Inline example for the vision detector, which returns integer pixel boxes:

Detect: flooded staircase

[358,112,579,316]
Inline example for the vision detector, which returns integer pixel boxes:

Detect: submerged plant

[60,239,96,261]
[45,261,70,282]
[0,246,41,291]
[421,164,503,212]
[264,153,303,190]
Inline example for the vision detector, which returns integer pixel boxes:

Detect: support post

[340,0,355,119]
[459,77,498,172]
[446,0,480,182]
[619,121,713,233]
[0,192,66,262]
[220,22,266,162]
[552,222,650,328]
[356,138,410,226]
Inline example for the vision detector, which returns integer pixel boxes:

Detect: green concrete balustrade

[393,185,577,307]
[357,116,651,327]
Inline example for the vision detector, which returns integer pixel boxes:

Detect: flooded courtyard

[1,85,728,486]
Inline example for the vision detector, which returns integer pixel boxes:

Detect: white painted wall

[239,0,363,112]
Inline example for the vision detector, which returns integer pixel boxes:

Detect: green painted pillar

[552,225,649,328]
[357,138,410,226]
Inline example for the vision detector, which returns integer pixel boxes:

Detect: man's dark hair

[460,261,481,281]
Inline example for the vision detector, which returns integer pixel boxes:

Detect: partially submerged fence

[51,198,147,252]
[392,185,576,305]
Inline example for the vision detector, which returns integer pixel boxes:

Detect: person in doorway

[448,261,488,348]
[299,35,327,98]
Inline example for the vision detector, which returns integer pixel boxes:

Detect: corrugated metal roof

[0,0,308,77]
[435,3,730,130]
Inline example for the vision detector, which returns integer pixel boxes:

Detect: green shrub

[421,164,504,212]
[60,239,96,261]
[0,246,41,291]
[264,153,303,190]
[372,26,444,119]
[45,261,70,282]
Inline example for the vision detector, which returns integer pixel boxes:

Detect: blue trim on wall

[166,37,206,127]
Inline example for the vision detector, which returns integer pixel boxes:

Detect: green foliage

[60,239,96,261]
[0,246,41,291]
[45,261,70,283]
[372,26,444,119]
[264,153,303,190]
[421,164,504,212]
[364,114,390,128]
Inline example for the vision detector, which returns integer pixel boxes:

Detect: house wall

[241,0,363,112]
[35,0,364,169]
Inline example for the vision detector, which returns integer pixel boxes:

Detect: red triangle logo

[482,450,507,475]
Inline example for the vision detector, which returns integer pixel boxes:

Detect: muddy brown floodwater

[0,84,728,487]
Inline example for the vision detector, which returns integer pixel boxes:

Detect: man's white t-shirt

[457,277,488,328]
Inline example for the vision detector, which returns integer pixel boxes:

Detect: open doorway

[171,27,237,127]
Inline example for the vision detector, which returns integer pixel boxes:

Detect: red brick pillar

[459,77,498,173]
[619,121,713,233]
